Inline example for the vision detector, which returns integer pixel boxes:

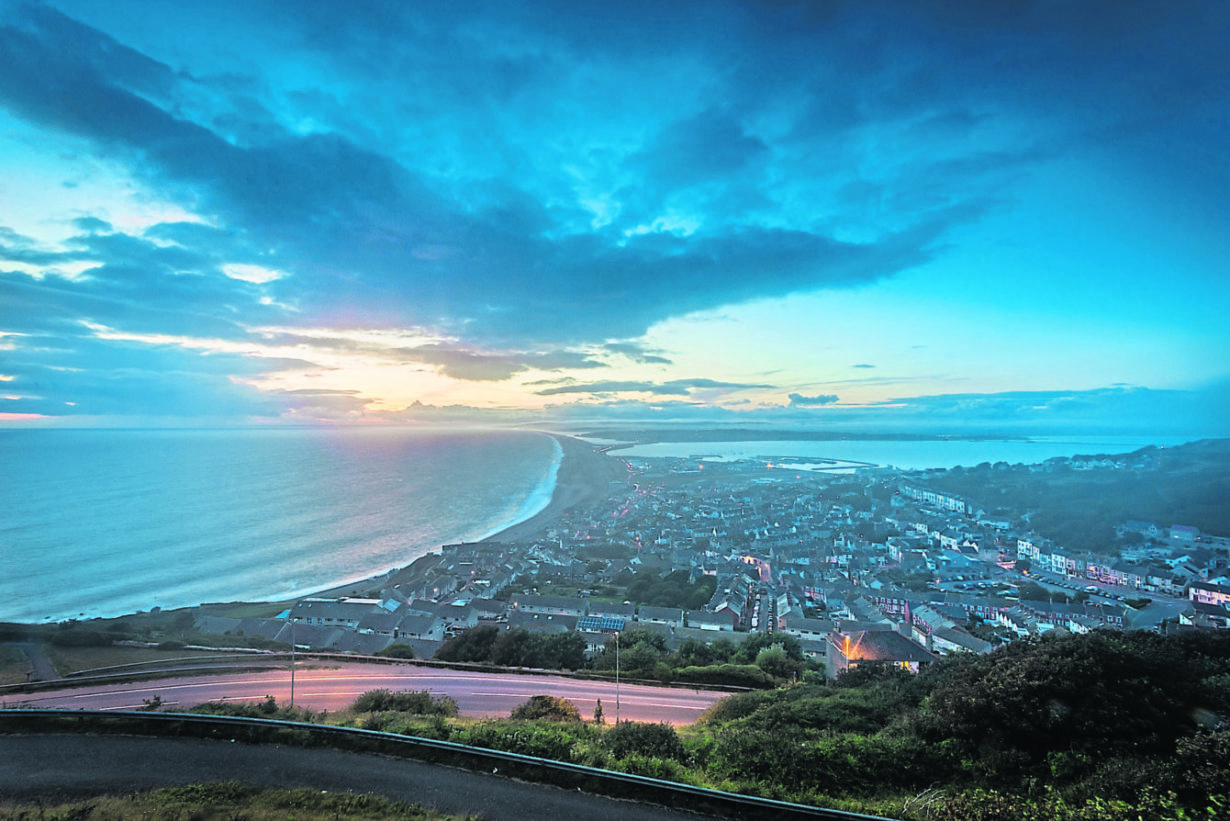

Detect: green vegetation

[0,645,29,685]
[927,439,1230,552]
[17,635,1227,821]
[509,694,583,722]
[357,632,1230,819]
[585,627,811,687]
[0,781,462,820]
[434,624,587,670]
[626,569,717,609]
[351,689,458,716]
[375,642,417,659]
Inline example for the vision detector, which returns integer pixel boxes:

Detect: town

[197,444,1230,678]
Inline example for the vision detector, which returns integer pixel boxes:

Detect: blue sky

[1,0,1227,434]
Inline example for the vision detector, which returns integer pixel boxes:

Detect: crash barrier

[0,709,894,821]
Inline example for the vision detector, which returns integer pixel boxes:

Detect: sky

[0,0,1227,435]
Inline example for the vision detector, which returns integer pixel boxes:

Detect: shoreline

[5,432,626,625]
[302,433,626,601]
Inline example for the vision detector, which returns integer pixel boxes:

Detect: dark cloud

[1,0,1226,423]
[0,2,981,350]
[852,363,875,369]
[535,377,771,397]
[788,393,839,408]
[603,342,673,365]
[0,226,279,340]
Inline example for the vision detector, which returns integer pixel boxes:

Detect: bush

[458,719,592,761]
[350,689,458,716]
[509,694,582,722]
[603,720,689,762]
[375,643,416,659]
[675,663,776,689]
[49,629,111,647]
[697,690,776,725]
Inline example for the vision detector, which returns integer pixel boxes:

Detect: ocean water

[0,427,561,623]
[615,435,1202,471]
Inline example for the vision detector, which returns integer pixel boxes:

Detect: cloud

[603,342,673,366]
[0,2,989,351]
[788,393,840,408]
[534,377,771,397]
[1,1,1227,424]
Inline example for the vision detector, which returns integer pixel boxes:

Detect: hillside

[921,438,1230,553]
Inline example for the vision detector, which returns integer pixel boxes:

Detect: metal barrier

[0,709,896,821]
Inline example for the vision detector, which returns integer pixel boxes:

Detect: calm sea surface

[0,428,560,623]
[615,435,1202,471]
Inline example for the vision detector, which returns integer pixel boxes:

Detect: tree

[435,624,499,662]
[375,643,416,659]
[736,631,804,665]
[754,643,803,681]
[509,694,582,722]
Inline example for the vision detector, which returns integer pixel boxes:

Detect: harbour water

[0,427,561,623]
[614,435,1201,471]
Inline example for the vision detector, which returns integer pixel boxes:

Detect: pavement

[0,734,715,820]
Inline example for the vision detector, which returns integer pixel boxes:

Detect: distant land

[582,428,1027,445]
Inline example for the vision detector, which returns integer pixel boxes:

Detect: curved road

[3,662,725,725]
[0,734,715,820]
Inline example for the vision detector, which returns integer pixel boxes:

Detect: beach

[480,434,626,543]
[310,433,625,600]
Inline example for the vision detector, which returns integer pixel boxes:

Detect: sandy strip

[307,433,626,600]
[481,433,627,544]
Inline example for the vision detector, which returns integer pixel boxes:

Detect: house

[825,630,936,679]
[930,626,994,655]
[588,601,636,620]
[637,605,684,627]
[1190,580,1230,608]
[689,608,739,631]
[288,597,382,629]
[778,614,832,641]
[510,594,587,617]
[506,611,578,634]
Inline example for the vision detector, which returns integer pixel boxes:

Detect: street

[2,661,726,725]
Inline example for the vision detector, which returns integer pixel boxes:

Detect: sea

[0,427,561,624]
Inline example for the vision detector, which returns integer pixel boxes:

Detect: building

[825,630,936,679]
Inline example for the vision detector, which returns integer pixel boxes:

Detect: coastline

[306,433,625,601]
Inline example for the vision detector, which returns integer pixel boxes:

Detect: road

[0,734,715,820]
[2,662,726,725]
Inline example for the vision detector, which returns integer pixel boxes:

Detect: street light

[289,619,296,708]
[614,630,620,725]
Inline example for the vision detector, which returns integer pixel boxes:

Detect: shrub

[350,689,458,716]
[603,720,689,762]
[375,643,416,659]
[509,694,582,722]
[674,663,775,689]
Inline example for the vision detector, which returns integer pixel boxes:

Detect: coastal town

[196,440,1230,676]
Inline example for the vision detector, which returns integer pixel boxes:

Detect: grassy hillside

[922,438,1230,552]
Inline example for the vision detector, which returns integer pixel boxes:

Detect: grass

[43,645,227,677]
[0,782,470,820]
[0,647,29,686]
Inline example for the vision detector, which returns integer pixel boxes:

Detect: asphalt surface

[0,734,715,820]
[4,662,725,725]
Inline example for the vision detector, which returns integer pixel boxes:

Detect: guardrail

[0,709,895,821]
